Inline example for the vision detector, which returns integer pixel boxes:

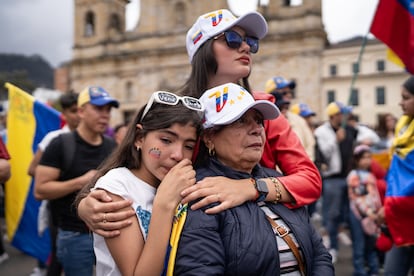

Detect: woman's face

[399,87,414,117]
[358,152,372,170]
[135,122,198,187]
[211,26,252,85]
[205,109,265,173]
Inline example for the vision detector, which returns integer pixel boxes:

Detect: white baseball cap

[200,83,280,129]
[186,9,268,63]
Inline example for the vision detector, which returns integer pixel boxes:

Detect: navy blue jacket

[174,158,334,275]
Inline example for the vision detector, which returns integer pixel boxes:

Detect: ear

[202,132,214,149]
[134,124,144,148]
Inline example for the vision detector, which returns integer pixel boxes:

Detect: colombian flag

[5,83,62,262]
[370,0,414,73]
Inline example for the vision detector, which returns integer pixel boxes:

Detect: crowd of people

[0,7,413,276]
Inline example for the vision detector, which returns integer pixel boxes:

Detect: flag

[385,115,414,246]
[5,82,62,262]
[370,0,414,73]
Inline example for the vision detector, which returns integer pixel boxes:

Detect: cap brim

[227,11,268,39]
[302,111,316,117]
[216,100,280,126]
[90,98,120,108]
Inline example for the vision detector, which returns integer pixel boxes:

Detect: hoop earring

[208,147,215,156]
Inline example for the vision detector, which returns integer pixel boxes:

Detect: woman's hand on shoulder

[180,177,255,214]
[77,189,135,238]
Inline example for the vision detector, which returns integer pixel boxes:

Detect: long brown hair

[177,38,252,98]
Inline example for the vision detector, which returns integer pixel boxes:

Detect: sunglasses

[141,91,205,121]
[214,30,259,54]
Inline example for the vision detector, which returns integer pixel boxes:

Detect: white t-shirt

[93,167,156,276]
[38,125,70,151]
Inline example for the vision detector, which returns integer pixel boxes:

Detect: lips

[238,55,251,64]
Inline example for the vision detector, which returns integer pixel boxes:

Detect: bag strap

[60,132,76,178]
[265,215,305,276]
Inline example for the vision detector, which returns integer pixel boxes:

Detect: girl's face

[135,122,198,187]
[399,87,414,117]
[385,114,396,131]
[358,152,372,170]
[211,26,252,85]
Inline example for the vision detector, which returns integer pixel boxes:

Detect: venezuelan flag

[5,82,62,262]
[385,116,414,246]
[370,0,414,73]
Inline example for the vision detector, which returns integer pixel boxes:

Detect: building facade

[62,0,407,126]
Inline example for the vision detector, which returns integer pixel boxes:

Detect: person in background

[290,102,317,130]
[172,82,333,275]
[76,8,321,240]
[0,137,11,265]
[27,92,79,276]
[34,86,119,276]
[374,112,396,151]
[314,101,357,263]
[265,76,316,162]
[347,144,382,276]
[113,122,128,145]
[347,113,380,148]
[381,76,414,276]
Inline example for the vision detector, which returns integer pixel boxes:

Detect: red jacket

[254,92,322,208]
[0,138,10,160]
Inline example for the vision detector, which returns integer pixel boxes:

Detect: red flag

[370,0,414,73]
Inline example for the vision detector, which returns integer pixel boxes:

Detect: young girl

[89,91,203,275]
[347,144,382,276]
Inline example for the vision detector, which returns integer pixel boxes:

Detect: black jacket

[174,158,334,275]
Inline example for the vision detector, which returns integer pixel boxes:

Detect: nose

[239,40,250,53]
[249,120,264,136]
[170,145,184,161]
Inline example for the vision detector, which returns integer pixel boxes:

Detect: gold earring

[208,147,215,156]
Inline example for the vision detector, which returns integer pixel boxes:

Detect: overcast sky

[0,0,379,68]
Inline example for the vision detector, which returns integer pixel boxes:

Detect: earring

[208,147,215,156]
[136,146,141,153]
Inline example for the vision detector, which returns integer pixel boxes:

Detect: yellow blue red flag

[5,82,62,262]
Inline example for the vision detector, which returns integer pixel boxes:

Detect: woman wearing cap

[170,83,333,275]
[381,76,414,276]
[77,9,321,238]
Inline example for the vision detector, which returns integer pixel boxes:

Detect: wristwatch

[254,178,269,202]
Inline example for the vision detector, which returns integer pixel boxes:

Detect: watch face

[256,179,269,193]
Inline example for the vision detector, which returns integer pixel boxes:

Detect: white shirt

[93,167,156,276]
[38,125,70,151]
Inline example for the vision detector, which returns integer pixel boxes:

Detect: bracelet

[270,177,282,204]
[250,178,259,201]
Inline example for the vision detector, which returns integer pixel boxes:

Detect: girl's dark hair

[177,38,252,98]
[75,101,203,205]
[351,145,371,170]
[375,113,394,138]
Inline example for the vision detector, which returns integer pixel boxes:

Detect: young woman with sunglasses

[77,9,322,238]
[76,92,203,275]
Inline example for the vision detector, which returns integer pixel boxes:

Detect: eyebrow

[159,129,197,143]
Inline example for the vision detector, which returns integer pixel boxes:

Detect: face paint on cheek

[148,147,161,159]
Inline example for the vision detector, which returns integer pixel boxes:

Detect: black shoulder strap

[60,132,76,174]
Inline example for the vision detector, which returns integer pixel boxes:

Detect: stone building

[61,0,407,126]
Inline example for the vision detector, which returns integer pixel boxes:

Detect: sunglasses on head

[141,91,205,121]
[214,30,259,54]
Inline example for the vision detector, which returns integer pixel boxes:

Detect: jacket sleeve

[174,209,225,275]
[309,221,335,275]
[261,113,322,208]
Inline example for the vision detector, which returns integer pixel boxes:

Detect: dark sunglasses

[214,30,259,54]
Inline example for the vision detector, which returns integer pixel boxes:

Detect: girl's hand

[181,176,253,214]
[154,159,196,211]
[77,189,135,238]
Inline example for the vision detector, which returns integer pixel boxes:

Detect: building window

[283,0,303,6]
[350,88,359,106]
[175,2,186,27]
[123,110,135,125]
[352,62,359,74]
[85,11,95,37]
[327,90,335,104]
[329,64,337,76]
[377,60,385,72]
[109,13,121,32]
[376,86,386,105]
[125,81,133,101]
